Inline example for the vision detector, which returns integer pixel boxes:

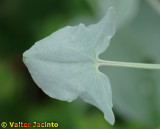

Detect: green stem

[97,59,160,70]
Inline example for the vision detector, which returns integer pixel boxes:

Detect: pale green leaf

[23,7,116,125]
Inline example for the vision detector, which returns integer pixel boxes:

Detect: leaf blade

[23,7,116,125]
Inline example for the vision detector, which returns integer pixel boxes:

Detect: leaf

[23,7,116,125]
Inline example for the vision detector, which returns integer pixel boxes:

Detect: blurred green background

[0,0,160,129]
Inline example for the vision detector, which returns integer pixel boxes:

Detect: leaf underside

[23,7,116,125]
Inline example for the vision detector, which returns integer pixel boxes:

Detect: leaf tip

[104,110,115,125]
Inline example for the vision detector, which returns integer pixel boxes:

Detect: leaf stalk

[98,59,160,70]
